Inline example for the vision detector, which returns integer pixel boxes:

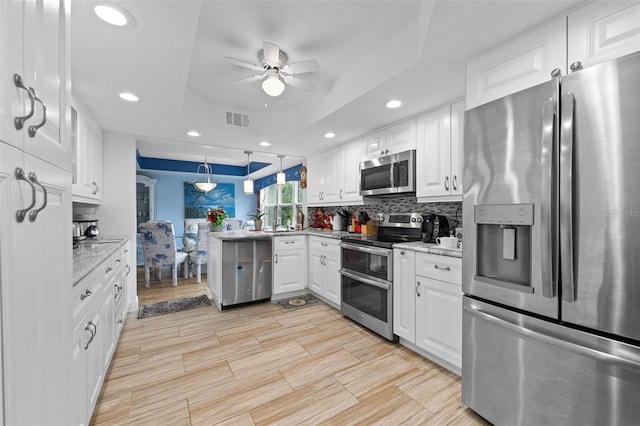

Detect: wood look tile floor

[90,268,488,425]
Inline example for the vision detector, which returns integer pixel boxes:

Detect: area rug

[137,295,212,319]
[274,294,322,312]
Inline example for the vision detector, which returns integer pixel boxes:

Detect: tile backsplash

[308,196,462,228]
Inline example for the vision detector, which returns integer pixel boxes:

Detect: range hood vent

[226,111,249,127]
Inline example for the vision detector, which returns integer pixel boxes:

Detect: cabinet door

[0,0,25,150]
[70,317,89,426]
[273,249,307,294]
[72,93,103,202]
[308,238,325,294]
[466,17,566,109]
[207,237,222,307]
[385,119,416,155]
[362,129,386,159]
[23,0,70,170]
[340,140,363,202]
[449,101,465,197]
[102,278,115,368]
[322,148,341,203]
[1,145,72,425]
[323,241,341,307]
[568,1,640,72]
[86,309,104,414]
[415,277,462,369]
[393,249,416,342]
[306,154,323,204]
[416,106,451,198]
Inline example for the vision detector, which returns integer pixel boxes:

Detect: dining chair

[139,221,188,287]
[188,222,210,284]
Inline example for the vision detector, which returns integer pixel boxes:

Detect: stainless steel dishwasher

[220,239,272,307]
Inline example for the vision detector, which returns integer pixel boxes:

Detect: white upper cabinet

[567,1,640,72]
[1,0,70,170]
[416,100,464,201]
[363,120,416,160]
[307,139,367,206]
[466,2,640,109]
[71,92,103,203]
[466,17,566,109]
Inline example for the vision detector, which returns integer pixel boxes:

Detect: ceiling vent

[226,111,249,127]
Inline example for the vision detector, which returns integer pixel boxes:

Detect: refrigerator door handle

[464,303,640,372]
[560,92,576,303]
[540,98,556,298]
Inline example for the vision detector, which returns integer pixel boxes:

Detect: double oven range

[339,213,423,341]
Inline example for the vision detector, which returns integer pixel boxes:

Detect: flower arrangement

[206,207,227,228]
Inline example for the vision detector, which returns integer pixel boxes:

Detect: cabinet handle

[339,189,343,199]
[27,88,46,138]
[444,176,450,191]
[416,281,421,297]
[84,321,97,350]
[452,175,458,191]
[92,181,100,195]
[550,68,562,77]
[27,172,47,222]
[126,265,131,276]
[569,61,583,72]
[105,266,113,274]
[275,253,278,263]
[14,167,36,223]
[434,264,451,271]
[13,74,35,130]
[400,250,405,255]
[80,289,93,300]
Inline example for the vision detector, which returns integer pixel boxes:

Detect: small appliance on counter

[73,216,100,239]
[421,214,450,242]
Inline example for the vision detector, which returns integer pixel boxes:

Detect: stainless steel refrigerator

[462,51,640,425]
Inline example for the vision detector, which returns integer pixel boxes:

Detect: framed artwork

[300,165,307,188]
[184,182,236,219]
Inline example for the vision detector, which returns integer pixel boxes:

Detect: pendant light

[276,155,286,185]
[243,151,254,194]
[192,156,216,193]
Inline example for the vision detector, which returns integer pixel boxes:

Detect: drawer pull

[416,281,421,297]
[434,265,451,271]
[80,289,93,300]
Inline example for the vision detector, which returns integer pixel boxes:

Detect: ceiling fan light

[262,75,285,97]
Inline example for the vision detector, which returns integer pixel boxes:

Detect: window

[259,181,303,229]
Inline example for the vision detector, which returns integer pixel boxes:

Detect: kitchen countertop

[73,237,128,285]
[393,241,462,258]
[208,229,349,241]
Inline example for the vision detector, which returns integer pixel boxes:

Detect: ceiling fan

[224,41,319,97]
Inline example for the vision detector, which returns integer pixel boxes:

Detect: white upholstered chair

[139,221,188,287]
[188,222,210,284]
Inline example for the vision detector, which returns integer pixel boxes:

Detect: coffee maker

[421,214,450,243]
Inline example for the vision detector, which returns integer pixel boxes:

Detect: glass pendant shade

[262,72,285,97]
[193,158,216,193]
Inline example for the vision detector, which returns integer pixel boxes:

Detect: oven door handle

[340,268,391,290]
[339,242,391,257]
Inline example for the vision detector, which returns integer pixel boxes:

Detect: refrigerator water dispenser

[475,204,533,291]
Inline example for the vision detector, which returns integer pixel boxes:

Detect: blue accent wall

[137,154,270,176]
[138,170,258,243]
[255,164,303,192]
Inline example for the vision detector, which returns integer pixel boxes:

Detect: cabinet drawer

[274,235,306,250]
[73,270,102,321]
[415,253,461,286]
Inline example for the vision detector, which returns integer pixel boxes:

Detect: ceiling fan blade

[285,59,320,75]
[263,41,280,65]
[282,75,314,91]
[223,56,263,71]
[231,72,266,84]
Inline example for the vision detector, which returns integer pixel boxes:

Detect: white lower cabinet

[207,236,222,309]
[71,240,130,426]
[308,236,341,307]
[393,248,462,373]
[273,235,307,295]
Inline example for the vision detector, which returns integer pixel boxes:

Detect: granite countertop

[393,241,462,259]
[208,229,349,241]
[73,237,128,285]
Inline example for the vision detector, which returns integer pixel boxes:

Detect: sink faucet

[272,208,279,230]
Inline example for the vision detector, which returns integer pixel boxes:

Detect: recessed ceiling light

[94,4,137,29]
[259,141,271,147]
[187,130,200,137]
[119,92,139,102]
[385,99,403,109]
[323,132,336,139]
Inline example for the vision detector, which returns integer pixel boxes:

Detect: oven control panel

[375,212,424,228]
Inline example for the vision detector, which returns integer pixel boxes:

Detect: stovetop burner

[341,212,424,248]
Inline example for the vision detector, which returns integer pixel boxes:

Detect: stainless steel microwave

[360,149,416,196]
